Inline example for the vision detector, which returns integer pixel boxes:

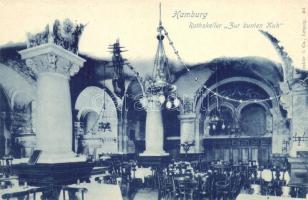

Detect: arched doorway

[122,79,146,154]
[75,86,119,159]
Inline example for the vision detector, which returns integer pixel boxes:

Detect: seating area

[1,153,308,199]
[156,159,295,199]
[96,157,306,199]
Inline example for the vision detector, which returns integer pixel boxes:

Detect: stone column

[140,95,168,156]
[178,113,197,153]
[19,43,86,163]
[280,80,308,188]
[289,83,308,157]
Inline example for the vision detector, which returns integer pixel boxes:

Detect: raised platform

[12,161,94,186]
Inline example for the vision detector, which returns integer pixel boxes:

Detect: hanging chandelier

[97,92,111,132]
[97,60,112,133]
[208,96,226,131]
[207,66,226,132]
[97,86,112,132]
[98,121,111,132]
[140,3,180,110]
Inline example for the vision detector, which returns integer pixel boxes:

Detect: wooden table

[63,183,123,200]
[0,185,42,200]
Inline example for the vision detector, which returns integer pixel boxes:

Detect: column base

[33,151,87,164]
[139,151,169,157]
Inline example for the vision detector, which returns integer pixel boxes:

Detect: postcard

[0,0,308,199]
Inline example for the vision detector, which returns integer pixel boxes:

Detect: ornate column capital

[19,43,85,78]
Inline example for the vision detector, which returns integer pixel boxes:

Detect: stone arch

[75,86,119,155]
[0,64,36,157]
[75,86,119,135]
[0,64,36,109]
[196,77,279,133]
[195,76,279,114]
[193,76,282,154]
[203,101,236,116]
[75,85,119,120]
[259,30,291,82]
[236,101,272,118]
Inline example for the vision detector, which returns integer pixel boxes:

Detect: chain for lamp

[162,26,282,104]
[122,25,282,105]
[103,22,286,113]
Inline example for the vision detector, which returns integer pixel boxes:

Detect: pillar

[140,95,168,156]
[178,113,197,153]
[289,84,308,157]
[287,85,308,188]
[19,43,86,163]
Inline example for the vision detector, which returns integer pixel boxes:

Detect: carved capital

[19,43,85,78]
